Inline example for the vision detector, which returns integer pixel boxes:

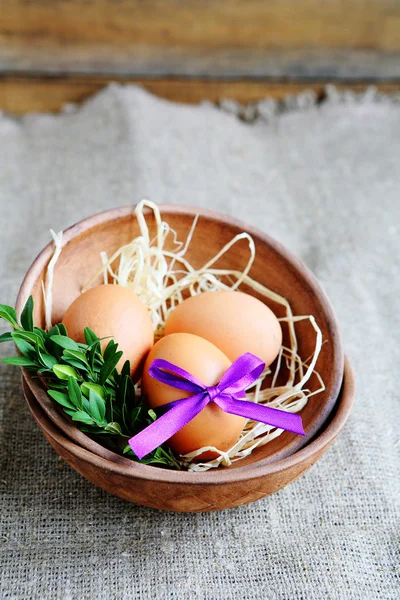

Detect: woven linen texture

[0,85,399,600]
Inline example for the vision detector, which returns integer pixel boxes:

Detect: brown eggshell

[164,290,282,367]
[62,284,153,380]
[142,333,246,459]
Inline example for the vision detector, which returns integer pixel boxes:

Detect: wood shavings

[44,200,324,471]
[84,200,325,471]
[42,229,63,331]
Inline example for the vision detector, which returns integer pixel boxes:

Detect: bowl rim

[23,357,355,485]
[17,203,344,356]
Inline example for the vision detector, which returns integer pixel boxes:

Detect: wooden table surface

[1,0,400,113]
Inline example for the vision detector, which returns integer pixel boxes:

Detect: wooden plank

[1,76,399,115]
[1,1,400,79]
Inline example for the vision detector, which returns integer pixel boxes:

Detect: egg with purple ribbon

[142,333,246,459]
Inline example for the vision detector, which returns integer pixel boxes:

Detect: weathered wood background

[1,0,400,113]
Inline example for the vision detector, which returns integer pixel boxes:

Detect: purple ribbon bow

[129,352,305,459]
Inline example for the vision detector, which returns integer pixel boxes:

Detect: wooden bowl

[22,358,355,512]
[16,205,344,469]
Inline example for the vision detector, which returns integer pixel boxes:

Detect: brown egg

[164,290,282,367]
[62,284,153,380]
[142,333,246,459]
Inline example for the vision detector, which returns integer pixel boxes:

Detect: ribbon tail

[215,396,305,436]
[128,393,209,459]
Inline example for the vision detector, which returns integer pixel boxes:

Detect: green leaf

[71,411,96,425]
[20,296,34,332]
[129,405,146,430]
[41,355,59,369]
[2,356,37,367]
[63,349,89,366]
[0,304,19,328]
[67,377,83,409]
[11,334,36,359]
[61,357,89,371]
[117,374,136,432]
[63,408,77,418]
[88,389,106,423]
[12,330,44,348]
[0,304,182,468]
[81,382,105,399]
[53,364,79,380]
[104,422,123,435]
[92,357,103,371]
[148,409,157,422]
[84,327,99,346]
[122,444,181,469]
[126,376,136,402]
[103,340,117,363]
[45,326,63,359]
[77,341,89,349]
[121,360,131,378]
[99,351,123,385]
[36,368,53,375]
[48,390,76,410]
[83,397,92,413]
[87,341,101,370]
[118,375,129,431]
[50,335,80,351]
[43,380,69,390]
[57,323,68,336]
[0,332,13,343]
[80,426,111,434]
[46,325,60,340]
[35,341,58,369]
[33,327,46,341]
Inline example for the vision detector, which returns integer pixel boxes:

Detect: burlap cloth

[0,85,399,600]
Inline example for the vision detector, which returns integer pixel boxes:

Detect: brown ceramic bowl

[17,205,344,471]
[22,358,355,511]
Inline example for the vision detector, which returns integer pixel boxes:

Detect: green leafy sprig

[0,297,181,470]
